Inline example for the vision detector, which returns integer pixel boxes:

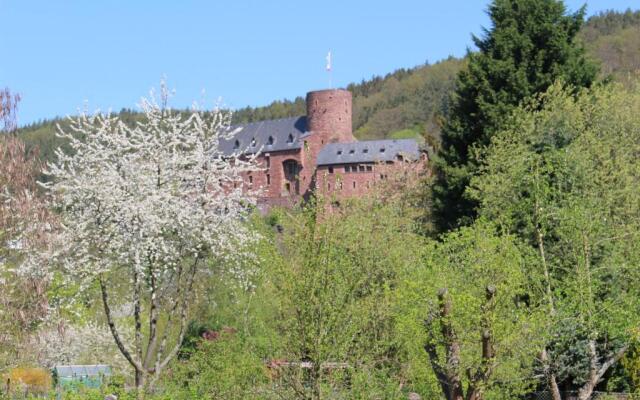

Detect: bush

[3,367,52,395]
[162,334,269,400]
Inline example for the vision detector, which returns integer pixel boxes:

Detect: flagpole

[326,51,332,89]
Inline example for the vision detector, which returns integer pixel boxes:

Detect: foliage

[620,329,640,392]
[397,221,544,399]
[266,197,424,399]
[162,335,268,400]
[432,0,598,232]
[3,368,51,395]
[470,81,640,399]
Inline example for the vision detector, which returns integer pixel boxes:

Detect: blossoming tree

[39,83,260,391]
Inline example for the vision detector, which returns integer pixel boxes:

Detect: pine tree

[432,0,598,232]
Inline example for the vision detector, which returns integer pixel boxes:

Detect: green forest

[3,3,640,400]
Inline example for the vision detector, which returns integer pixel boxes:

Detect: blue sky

[2,0,636,126]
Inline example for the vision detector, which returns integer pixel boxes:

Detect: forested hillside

[16,9,640,162]
[580,9,640,84]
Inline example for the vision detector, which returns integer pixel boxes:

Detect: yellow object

[5,367,52,393]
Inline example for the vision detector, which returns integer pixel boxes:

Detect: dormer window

[234,140,240,149]
[380,147,386,153]
[363,148,369,153]
[251,137,256,147]
[337,150,343,155]
[349,149,355,155]
[267,136,274,146]
[287,134,294,144]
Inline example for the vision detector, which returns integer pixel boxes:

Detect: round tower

[306,89,353,143]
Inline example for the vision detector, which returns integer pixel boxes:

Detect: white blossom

[31,81,261,387]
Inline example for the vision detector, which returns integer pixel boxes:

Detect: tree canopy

[432,0,598,232]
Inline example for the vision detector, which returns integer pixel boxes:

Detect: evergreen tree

[432,0,598,232]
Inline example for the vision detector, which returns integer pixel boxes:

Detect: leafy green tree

[162,335,268,400]
[432,0,598,232]
[397,221,544,400]
[270,198,423,399]
[470,81,640,400]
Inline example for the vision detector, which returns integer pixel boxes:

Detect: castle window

[327,183,331,191]
[266,157,270,168]
[234,140,240,149]
[267,136,274,146]
[358,165,365,172]
[251,137,256,147]
[366,165,373,172]
[285,161,298,176]
[328,167,334,174]
[287,134,294,144]
[267,174,271,185]
[352,181,356,189]
[248,175,253,185]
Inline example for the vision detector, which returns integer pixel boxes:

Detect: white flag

[326,51,332,71]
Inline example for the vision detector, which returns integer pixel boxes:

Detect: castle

[219,88,428,209]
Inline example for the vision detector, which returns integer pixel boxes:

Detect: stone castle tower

[306,89,355,144]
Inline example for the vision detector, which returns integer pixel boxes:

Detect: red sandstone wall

[316,158,428,200]
[241,150,303,199]
[306,89,354,144]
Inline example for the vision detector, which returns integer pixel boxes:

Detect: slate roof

[316,139,420,166]
[219,116,307,155]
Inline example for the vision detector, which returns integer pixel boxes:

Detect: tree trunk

[577,341,628,400]
[437,289,465,400]
[135,369,146,400]
[540,349,562,400]
[424,286,499,400]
